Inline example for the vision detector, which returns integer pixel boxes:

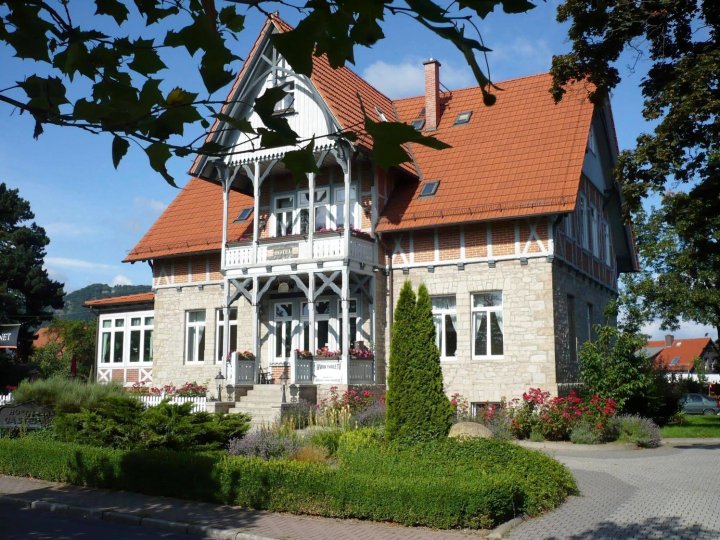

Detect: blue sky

[1,3,713,339]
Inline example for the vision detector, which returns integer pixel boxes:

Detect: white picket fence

[0,392,207,413]
[139,394,207,413]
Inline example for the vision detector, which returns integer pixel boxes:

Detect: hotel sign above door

[268,244,299,261]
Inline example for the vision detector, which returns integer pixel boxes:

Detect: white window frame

[185,310,206,363]
[578,194,588,250]
[300,298,332,352]
[298,188,330,233]
[333,185,358,230]
[215,308,238,362]
[471,292,504,359]
[336,298,360,350]
[98,311,154,366]
[431,296,457,360]
[603,221,612,266]
[272,301,295,362]
[272,193,296,237]
[587,125,598,155]
[564,213,574,239]
[590,203,599,257]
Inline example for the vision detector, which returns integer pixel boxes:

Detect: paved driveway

[509,439,720,540]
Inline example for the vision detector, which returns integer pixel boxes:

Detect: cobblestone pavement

[509,440,720,540]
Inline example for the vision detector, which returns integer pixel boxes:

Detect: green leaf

[5,4,53,62]
[215,113,255,134]
[133,0,179,24]
[365,119,451,169]
[254,86,298,143]
[144,142,175,186]
[129,41,166,75]
[199,55,235,93]
[283,140,319,181]
[95,0,130,25]
[111,136,130,169]
[219,6,245,32]
[165,87,196,107]
[271,27,316,76]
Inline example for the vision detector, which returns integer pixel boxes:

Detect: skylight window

[419,181,439,197]
[375,106,388,122]
[670,357,680,366]
[235,208,253,222]
[411,118,425,131]
[454,111,472,125]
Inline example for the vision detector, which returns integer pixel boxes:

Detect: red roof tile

[84,292,156,308]
[647,337,714,372]
[377,74,595,232]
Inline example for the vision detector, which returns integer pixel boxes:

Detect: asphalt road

[0,505,203,540]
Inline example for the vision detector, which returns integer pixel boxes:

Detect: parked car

[679,393,720,415]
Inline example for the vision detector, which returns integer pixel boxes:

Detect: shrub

[228,427,300,459]
[386,282,453,443]
[353,398,386,427]
[53,399,249,451]
[616,415,662,448]
[473,402,514,440]
[12,376,132,413]
[570,419,619,445]
[0,436,576,530]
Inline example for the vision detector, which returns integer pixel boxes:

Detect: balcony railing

[225,232,375,269]
[292,354,375,385]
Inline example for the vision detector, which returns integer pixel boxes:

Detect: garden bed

[0,435,576,530]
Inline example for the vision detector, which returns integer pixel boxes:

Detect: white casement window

[603,221,612,266]
[586,303,594,341]
[215,308,238,362]
[273,195,295,237]
[337,298,359,349]
[185,310,206,363]
[99,311,154,365]
[273,302,294,360]
[333,185,358,230]
[472,292,504,357]
[129,316,154,363]
[587,126,598,155]
[432,296,457,359]
[578,194,588,249]
[273,80,295,115]
[298,188,330,233]
[301,299,331,351]
[590,203,599,257]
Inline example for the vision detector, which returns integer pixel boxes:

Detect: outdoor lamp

[279,371,289,404]
[215,370,225,401]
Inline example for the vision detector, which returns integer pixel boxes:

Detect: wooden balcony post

[253,161,260,265]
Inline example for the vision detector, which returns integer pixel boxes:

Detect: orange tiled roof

[124,179,254,262]
[647,337,714,372]
[84,292,156,308]
[376,74,595,232]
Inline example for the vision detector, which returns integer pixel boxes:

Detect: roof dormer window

[235,207,253,222]
[454,111,472,125]
[419,180,439,197]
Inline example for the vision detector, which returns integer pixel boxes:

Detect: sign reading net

[0,325,20,349]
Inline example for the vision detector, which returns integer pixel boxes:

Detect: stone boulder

[448,422,493,439]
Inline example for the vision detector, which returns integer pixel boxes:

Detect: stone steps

[228,385,285,427]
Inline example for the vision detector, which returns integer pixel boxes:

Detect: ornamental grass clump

[227,427,300,460]
[12,375,132,413]
[616,415,662,448]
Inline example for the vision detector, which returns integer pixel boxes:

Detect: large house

[86,15,637,411]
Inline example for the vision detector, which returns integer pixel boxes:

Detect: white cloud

[362,59,474,99]
[641,319,718,341]
[134,196,168,214]
[111,274,133,286]
[45,257,117,271]
[488,38,553,78]
[44,222,94,238]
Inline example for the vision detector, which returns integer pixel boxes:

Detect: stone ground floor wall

[152,284,226,388]
[552,261,617,388]
[392,258,557,405]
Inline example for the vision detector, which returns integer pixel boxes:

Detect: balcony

[225,230,376,271]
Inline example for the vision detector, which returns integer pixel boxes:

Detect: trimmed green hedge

[0,436,576,529]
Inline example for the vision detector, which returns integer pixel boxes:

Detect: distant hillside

[59,283,152,321]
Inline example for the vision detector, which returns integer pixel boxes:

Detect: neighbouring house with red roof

[646,335,718,375]
[86,16,637,415]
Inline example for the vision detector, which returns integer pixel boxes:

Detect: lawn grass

[661,414,720,438]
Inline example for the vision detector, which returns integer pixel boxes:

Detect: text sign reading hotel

[0,324,20,349]
[0,403,54,430]
[268,244,299,261]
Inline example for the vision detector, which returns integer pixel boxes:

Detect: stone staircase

[228,385,284,428]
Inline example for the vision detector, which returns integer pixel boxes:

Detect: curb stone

[0,494,277,539]
[487,515,526,539]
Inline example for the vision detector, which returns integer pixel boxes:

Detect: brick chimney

[423,59,441,131]
[665,334,674,347]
